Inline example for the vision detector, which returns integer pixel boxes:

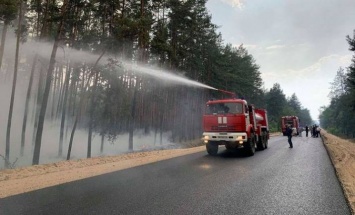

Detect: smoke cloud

[0,27,207,169]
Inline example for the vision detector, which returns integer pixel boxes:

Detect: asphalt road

[0,133,351,215]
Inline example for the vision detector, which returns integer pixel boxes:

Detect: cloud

[280,54,351,77]
[207,0,355,120]
[261,54,352,119]
[289,43,309,48]
[266,45,286,50]
[239,44,258,49]
[262,54,351,80]
[339,55,353,65]
[219,0,244,9]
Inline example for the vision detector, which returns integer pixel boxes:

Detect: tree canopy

[319,30,355,137]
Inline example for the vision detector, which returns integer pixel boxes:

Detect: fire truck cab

[202,98,269,156]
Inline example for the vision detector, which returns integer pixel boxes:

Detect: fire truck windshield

[206,102,243,115]
[284,120,294,125]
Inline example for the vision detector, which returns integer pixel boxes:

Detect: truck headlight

[203,135,209,143]
[236,136,243,141]
[236,136,244,144]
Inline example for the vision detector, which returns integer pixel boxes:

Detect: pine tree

[0,0,19,71]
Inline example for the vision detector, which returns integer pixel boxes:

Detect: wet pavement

[0,134,351,214]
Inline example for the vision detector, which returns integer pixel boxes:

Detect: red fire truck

[281,116,299,136]
[202,98,269,156]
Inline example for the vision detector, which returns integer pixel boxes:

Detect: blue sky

[206,0,355,120]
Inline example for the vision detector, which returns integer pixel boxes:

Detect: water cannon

[217,89,236,98]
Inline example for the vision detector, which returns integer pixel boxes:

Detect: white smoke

[0,28,205,169]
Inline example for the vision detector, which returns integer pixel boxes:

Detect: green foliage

[265,83,286,118]
[0,0,19,24]
[320,30,355,138]
[329,67,347,99]
[298,108,313,126]
[268,121,279,133]
[264,84,312,131]
[286,93,312,126]
[346,32,355,109]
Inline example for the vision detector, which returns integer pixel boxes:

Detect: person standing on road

[305,125,309,137]
[298,127,303,137]
[286,125,293,148]
[315,125,320,137]
[312,125,316,137]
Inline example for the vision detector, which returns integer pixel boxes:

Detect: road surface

[0,134,351,214]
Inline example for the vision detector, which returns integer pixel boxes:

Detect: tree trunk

[0,22,9,71]
[40,0,50,39]
[66,116,77,160]
[122,0,126,19]
[88,50,106,158]
[55,66,65,119]
[87,69,99,158]
[160,112,163,145]
[32,67,44,147]
[67,51,105,160]
[33,0,68,165]
[100,133,104,154]
[35,0,41,37]
[65,76,76,142]
[30,87,38,124]
[5,3,23,168]
[58,64,71,157]
[128,84,138,151]
[50,66,58,120]
[21,54,38,156]
[154,125,158,145]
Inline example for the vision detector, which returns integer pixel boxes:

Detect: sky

[206,0,355,120]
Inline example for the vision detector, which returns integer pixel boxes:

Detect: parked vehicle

[202,97,269,156]
[281,116,299,136]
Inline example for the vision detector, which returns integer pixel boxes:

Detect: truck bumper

[202,132,247,144]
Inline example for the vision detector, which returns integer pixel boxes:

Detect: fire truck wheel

[225,144,233,150]
[245,135,256,156]
[265,138,268,149]
[257,133,267,151]
[257,140,264,151]
[206,141,218,155]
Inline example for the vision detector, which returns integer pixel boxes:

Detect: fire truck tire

[225,144,233,150]
[257,133,267,150]
[206,141,218,155]
[257,138,265,151]
[245,135,256,156]
[265,138,268,149]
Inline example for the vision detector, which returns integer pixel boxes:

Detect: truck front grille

[211,126,235,131]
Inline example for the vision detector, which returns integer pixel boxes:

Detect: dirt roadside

[321,130,355,214]
[0,131,354,214]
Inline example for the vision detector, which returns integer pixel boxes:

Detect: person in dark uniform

[286,125,293,148]
[312,125,316,137]
[305,125,309,137]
